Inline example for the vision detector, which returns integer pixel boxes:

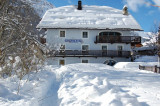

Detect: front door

[117,45,123,56]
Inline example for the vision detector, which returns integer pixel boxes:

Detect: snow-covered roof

[37,5,142,30]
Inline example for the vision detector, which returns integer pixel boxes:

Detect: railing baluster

[49,50,130,57]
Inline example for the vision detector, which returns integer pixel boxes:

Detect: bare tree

[0,0,45,78]
[145,22,160,53]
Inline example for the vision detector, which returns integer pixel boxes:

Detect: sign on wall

[65,39,83,43]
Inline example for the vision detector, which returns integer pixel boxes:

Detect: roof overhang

[36,27,143,31]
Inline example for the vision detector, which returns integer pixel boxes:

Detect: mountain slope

[21,0,54,17]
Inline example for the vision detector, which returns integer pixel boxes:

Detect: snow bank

[0,65,59,106]
[1,63,160,106]
[114,62,158,69]
[114,56,158,69]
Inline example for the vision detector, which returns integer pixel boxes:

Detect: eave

[36,26,143,31]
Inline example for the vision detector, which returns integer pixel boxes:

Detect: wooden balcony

[48,50,131,58]
[95,36,141,45]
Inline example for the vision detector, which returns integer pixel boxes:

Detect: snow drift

[0,63,160,106]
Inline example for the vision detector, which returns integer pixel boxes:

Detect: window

[102,45,107,50]
[82,45,89,51]
[82,45,89,54]
[99,32,121,36]
[60,45,65,50]
[99,32,121,42]
[117,45,123,51]
[82,60,88,63]
[59,59,65,65]
[60,31,65,37]
[82,31,88,38]
[60,45,65,54]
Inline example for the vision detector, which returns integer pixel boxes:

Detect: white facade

[46,29,131,65]
[47,29,131,51]
[47,57,130,65]
[37,4,142,65]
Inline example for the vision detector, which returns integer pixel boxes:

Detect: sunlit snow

[37,5,142,30]
[0,56,159,106]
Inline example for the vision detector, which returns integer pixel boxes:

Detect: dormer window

[82,31,88,38]
[60,30,65,37]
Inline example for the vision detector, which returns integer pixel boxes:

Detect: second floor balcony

[95,35,141,45]
[48,50,131,58]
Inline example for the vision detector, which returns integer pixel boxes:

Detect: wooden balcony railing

[95,36,141,45]
[48,50,131,57]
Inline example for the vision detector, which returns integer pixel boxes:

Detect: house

[37,1,142,65]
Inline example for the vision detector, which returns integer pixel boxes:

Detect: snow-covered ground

[0,56,159,106]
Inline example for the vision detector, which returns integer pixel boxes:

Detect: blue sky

[47,0,160,32]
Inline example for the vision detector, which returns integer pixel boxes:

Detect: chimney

[123,5,128,15]
[77,0,82,10]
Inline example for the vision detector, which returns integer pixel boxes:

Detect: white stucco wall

[46,29,131,51]
[47,57,130,65]
[46,29,132,65]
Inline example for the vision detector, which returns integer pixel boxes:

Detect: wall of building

[46,29,132,65]
[47,57,130,65]
[46,29,131,51]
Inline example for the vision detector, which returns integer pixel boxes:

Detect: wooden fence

[139,65,160,73]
